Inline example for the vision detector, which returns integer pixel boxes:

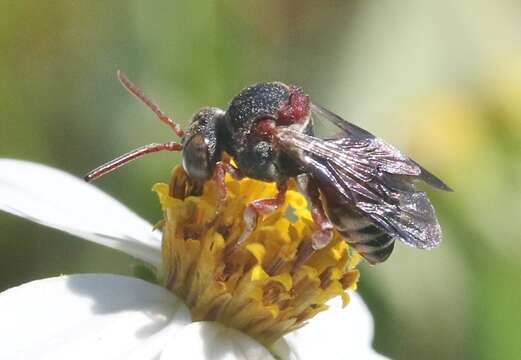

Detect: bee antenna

[84,141,183,182]
[117,70,185,137]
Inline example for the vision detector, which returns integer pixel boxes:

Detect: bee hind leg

[293,175,334,271]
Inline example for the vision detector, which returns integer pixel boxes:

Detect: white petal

[160,322,276,360]
[0,159,162,266]
[0,274,191,360]
[272,292,388,360]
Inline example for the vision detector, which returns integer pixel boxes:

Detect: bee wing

[311,104,452,191]
[311,103,374,139]
[277,110,449,249]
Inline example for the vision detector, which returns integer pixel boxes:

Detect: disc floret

[154,166,360,344]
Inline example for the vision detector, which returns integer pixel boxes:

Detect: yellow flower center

[153,166,361,345]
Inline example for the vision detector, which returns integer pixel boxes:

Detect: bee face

[182,107,224,180]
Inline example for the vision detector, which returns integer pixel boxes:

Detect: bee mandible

[85,71,452,264]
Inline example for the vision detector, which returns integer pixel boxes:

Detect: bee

[85,71,451,264]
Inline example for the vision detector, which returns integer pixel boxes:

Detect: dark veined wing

[276,105,451,249]
[311,104,453,191]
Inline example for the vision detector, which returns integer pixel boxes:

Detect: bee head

[182,107,225,180]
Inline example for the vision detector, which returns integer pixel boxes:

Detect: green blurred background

[1,1,520,359]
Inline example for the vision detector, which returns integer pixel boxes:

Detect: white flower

[0,159,387,360]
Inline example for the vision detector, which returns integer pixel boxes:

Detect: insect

[85,71,451,264]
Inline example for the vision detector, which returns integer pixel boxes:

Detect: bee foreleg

[213,161,243,205]
[205,161,244,230]
[236,180,288,246]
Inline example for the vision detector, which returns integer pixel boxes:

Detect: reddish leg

[84,142,182,182]
[213,161,243,205]
[293,175,334,271]
[308,182,334,250]
[236,181,288,246]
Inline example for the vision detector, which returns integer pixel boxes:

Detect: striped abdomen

[326,204,395,265]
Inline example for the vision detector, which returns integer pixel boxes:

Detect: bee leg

[213,161,243,207]
[293,175,334,271]
[309,197,334,250]
[299,175,334,249]
[205,161,243,230]
[235,181,288,247]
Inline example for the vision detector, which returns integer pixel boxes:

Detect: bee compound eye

[182,134,211,180]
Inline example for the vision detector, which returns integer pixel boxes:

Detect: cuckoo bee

[85,72,451,264]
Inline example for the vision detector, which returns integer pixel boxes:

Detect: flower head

[154,166,360,344]
[0,159,385,359]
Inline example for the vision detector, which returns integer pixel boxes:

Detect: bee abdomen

[343,227,395,265]
[325,204,395,264]
[332,210,395,264]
